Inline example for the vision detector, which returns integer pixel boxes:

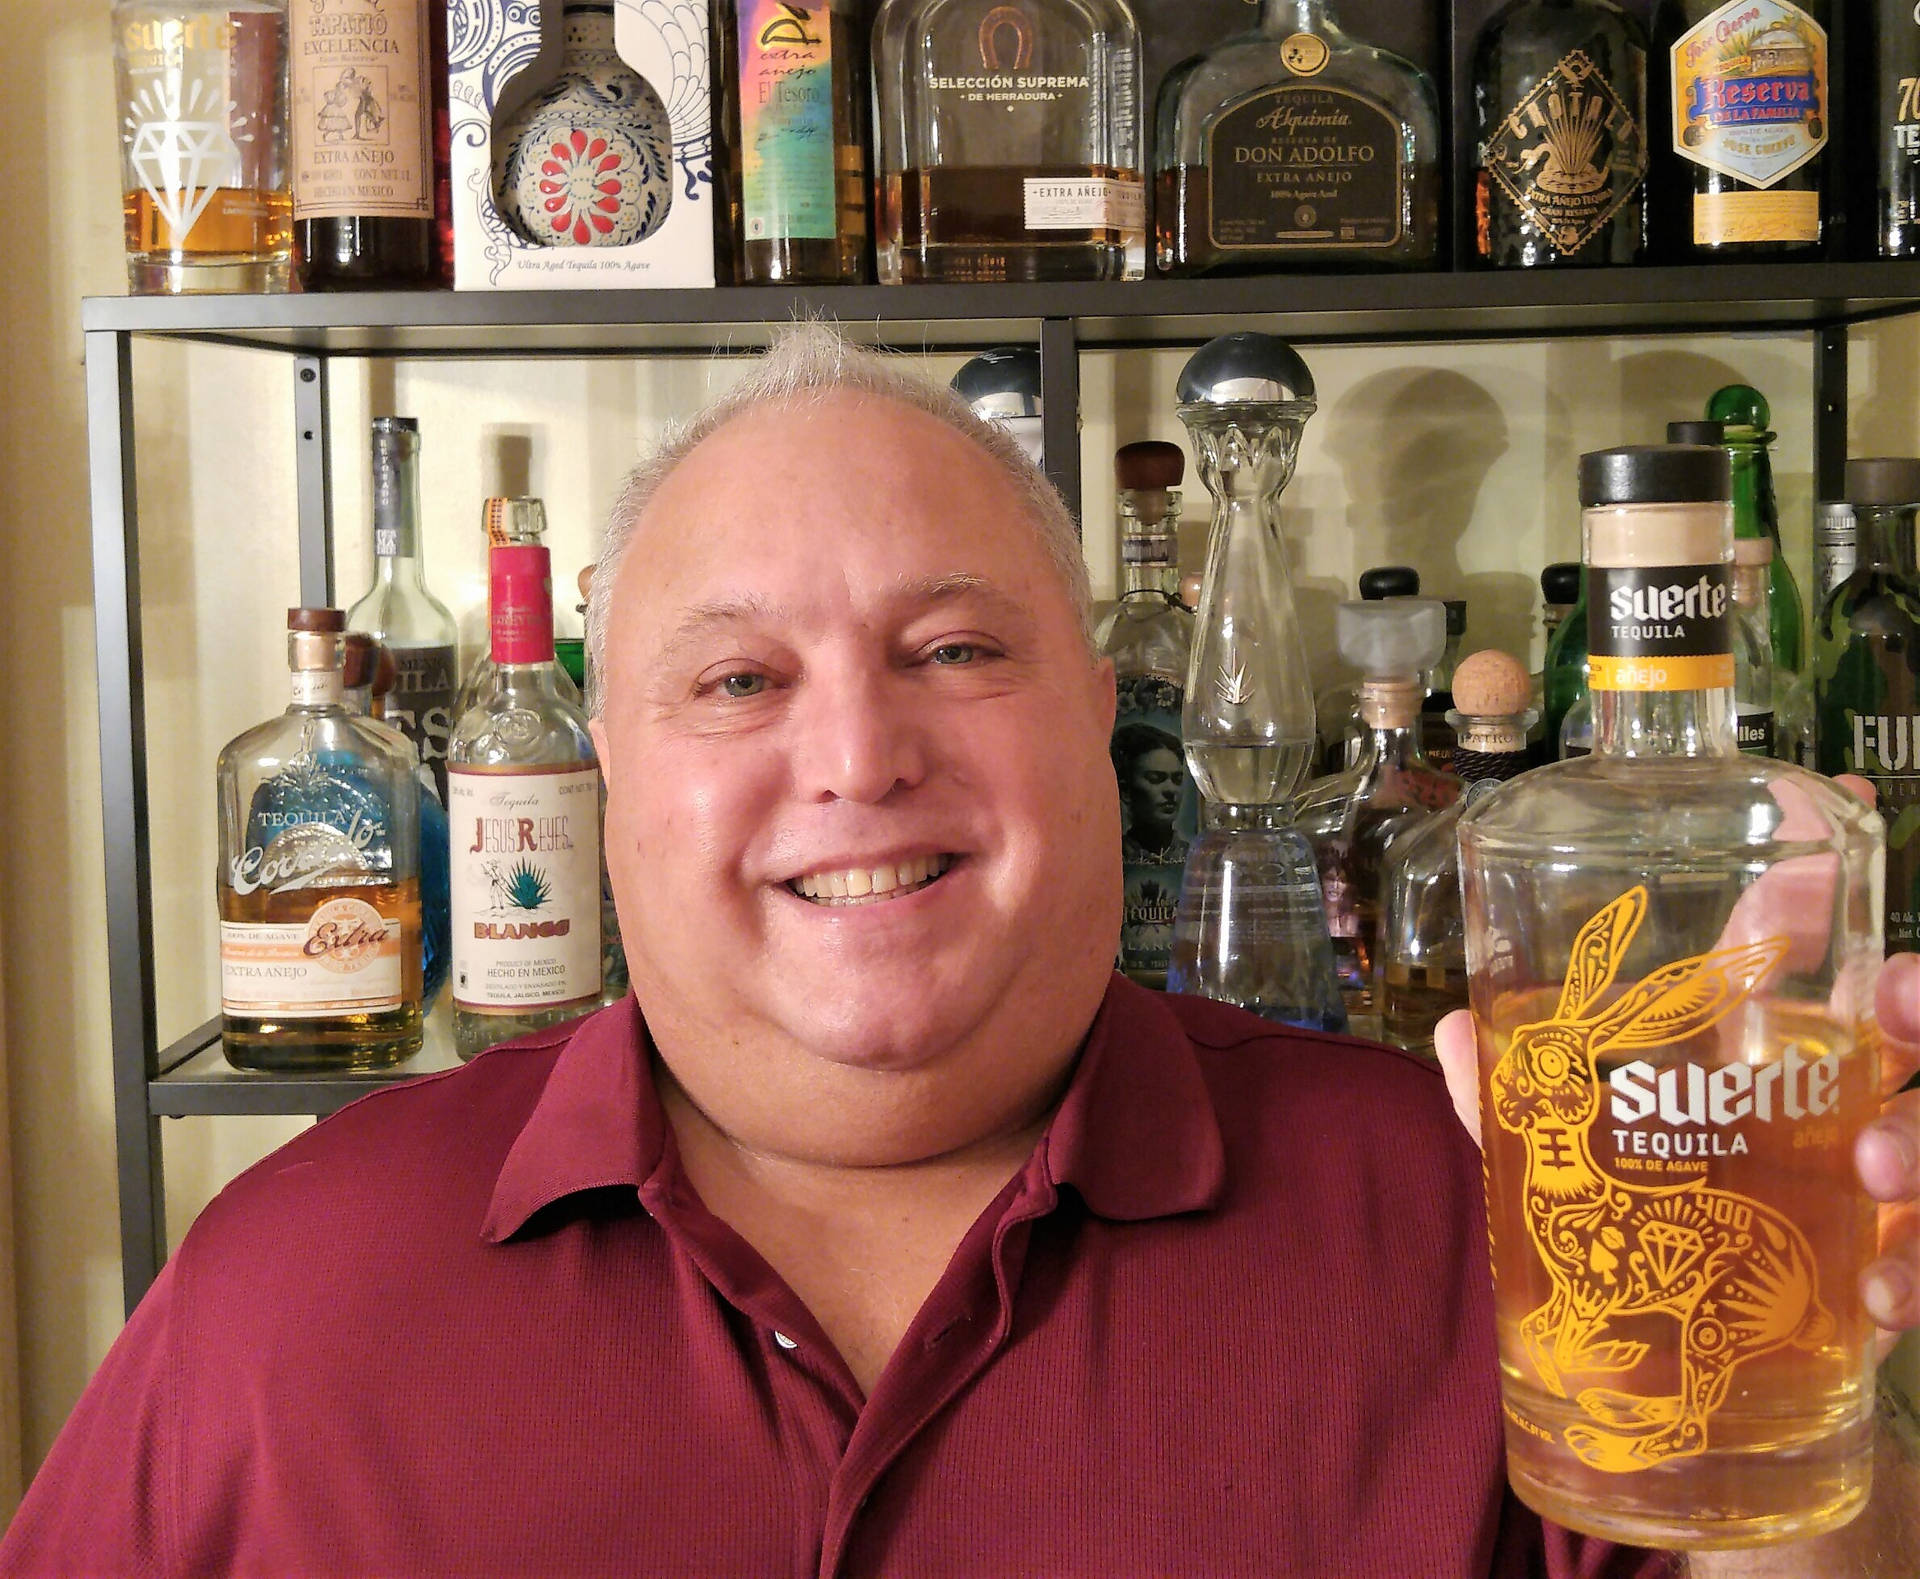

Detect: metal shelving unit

[83,263,1920,1311]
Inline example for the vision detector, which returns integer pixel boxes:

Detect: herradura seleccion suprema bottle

[1459,444,1884,1550]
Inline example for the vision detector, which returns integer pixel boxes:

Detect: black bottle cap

[1358,565,1420,599]
[1844,457,1920,507]
[1540,561,1581,604]
[1443,598,1467,636]
[1579,446,1730,507]
[1666,420,1725,446]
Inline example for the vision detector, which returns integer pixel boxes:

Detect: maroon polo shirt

[2,979,1672,1578]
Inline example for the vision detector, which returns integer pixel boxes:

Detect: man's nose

[790,667,928,804]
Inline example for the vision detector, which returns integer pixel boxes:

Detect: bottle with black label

[1650,0,1829,257]
[1877,0,1920,256]
[289,0,448,286]
[1472,0,1649,268]
[1154,0,1441,274]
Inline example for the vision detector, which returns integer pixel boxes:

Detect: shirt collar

[481,976,1226,1243]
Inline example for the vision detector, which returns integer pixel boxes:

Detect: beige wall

[4,0,1919,1505]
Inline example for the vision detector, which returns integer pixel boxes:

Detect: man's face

[591,391,1120,1094]
[1129,747,1183,834]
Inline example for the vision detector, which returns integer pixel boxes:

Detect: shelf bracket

[86,329,167,1313]
[1038,318,1082,529]
[1813,326,1848,505]
[294,356,333,605]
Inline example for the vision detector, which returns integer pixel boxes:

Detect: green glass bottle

[1705,385,1805,674]
[1540,564,1589,755]
[1812,457,1920,956]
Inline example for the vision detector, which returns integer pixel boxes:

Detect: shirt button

[773,1331,798,1350]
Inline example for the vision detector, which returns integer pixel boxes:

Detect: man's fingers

[1876,955,1920,1096]
[1833,772,1877,809]
[1434,1009,1482,1150]
[1863,1213,1918,1342]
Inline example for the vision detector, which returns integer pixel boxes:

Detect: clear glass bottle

[1543,559,1591,752]
[1812,457,1920,956]
[952,347,1046,470]
[1471,0,1648,268]
[345,418,459,806]
[1458,442,1883,1549]
[1314,563,1421,775]
[1096,441,1195,988]
[1154,0,1441,275]
[1419,597,1467,773]
[872,0,1145,283]
[216,607,423,1071]
[1378,648,1537,1057]
[1294,598,1461,1038]
[716,0,870,283]
[1812,500,1856,613]
[449,544,604,1058]
[1532,560,1583,761]
[1166,333,1344,1032]
[1705,388,1805,673]
[113,1,292,293]
[1731,536,1778,758]
[453,497,584,721]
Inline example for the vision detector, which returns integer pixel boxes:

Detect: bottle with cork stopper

[1097,440,1197,989]
[1376,646,1536,1057]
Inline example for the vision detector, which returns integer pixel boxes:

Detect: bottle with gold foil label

[1654,0,1827,253]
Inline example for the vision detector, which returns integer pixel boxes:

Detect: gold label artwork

[1490,887,1834,1473]
[1486,49,1644,253]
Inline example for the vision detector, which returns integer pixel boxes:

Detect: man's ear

[589,717,614,790]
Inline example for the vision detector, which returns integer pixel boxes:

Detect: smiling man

[3,325,1915,1578]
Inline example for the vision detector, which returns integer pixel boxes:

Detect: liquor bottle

[1813,500,1856,612]
[1095,441,1196,988]
[1314,564,1421,774]
[448,543,604,1058]
[216,607,423,1070]
[1294,598,1461,1038]
[716,0,870,283]
[289,0,446,287]
[1457,443,1883,1547]
[1730,537,1777,757]
[1876,0,1920,256]
[1154,1,1441,275]
[453,498,584,720]
[1377,648,1536,1057]
[1167,334,1345,1032]
[1471,0,1649,268]
[952,348,1046,471]
[112,2,292,293]
[1705,387,1805,672]
[495,1,675,250]
[1651,0,1829,257]
[1530,560,1582,761]
[1541,561,1590,751]
[1812,457,1920,955]
[345,418,459,805]
[1420,598,1467,774]
[565,564,630,1005]
[871,0,1145,283]
[345,635,452,1009]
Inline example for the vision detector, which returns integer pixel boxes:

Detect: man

[3,324,1915,1576]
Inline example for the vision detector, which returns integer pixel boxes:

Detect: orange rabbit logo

[1491,886,1831,1472]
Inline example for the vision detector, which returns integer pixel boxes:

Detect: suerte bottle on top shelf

[216,607,424,1071]
[872,0,1145,283]
[1154,0,1440,275]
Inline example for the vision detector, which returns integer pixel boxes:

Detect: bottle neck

[1451,716,1533,784]
[372,439,427,572]
[1264,0,1332,33]
[1727,443,1767,542]
[290,668,344,710]
[1854,503,1920,575]
[1117,489,1180,598]
[1201,801,1290,833]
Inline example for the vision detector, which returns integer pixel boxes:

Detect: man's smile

[787,853,958,906]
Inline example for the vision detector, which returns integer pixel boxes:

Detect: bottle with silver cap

[1165,332,1345,1033]
[951,347,1045,471]
[1813,501,1857,613]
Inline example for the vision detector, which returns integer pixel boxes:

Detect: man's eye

[928,643,978,666]
[720,673,767,698]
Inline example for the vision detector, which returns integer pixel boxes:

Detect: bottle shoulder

[449,674,597,768]
[1166,32,1438,127]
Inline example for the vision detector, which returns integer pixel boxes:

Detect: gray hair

[584,321,1092,715]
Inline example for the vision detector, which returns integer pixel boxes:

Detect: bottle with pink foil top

[447,543,603,1059]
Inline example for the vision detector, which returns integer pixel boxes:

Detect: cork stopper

[288,607,345,632]
[1451,650,1532,718]
[1115,440,1184,491]
[340,631,377,689]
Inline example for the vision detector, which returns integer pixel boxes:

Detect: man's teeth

[792,854,951,904]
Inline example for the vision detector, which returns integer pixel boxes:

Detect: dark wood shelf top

[81,261,1920,356]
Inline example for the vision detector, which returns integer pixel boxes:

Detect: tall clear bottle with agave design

[1458,444,1883,1549]
[448,543,603,1058]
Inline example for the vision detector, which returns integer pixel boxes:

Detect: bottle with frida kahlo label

[448,543,603,1060]
[216,607,424,1071]
[1651,0,1828,256]
[1458,444,1884,1549]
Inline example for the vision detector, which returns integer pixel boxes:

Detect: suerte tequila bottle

[1458,443,1884,1548]
[1812,457,1920,956]
[1154,0,1440,275]
[1095,440,1195,988]
[1294,598,1461,1038]
[216,607,423,1070]
[345,418,459,806]
[1378,647,1536,1057]
[448,543,603,1058]
[871,0,1144,282]
[113,1,292,292]
[1166,333,1345,1032]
